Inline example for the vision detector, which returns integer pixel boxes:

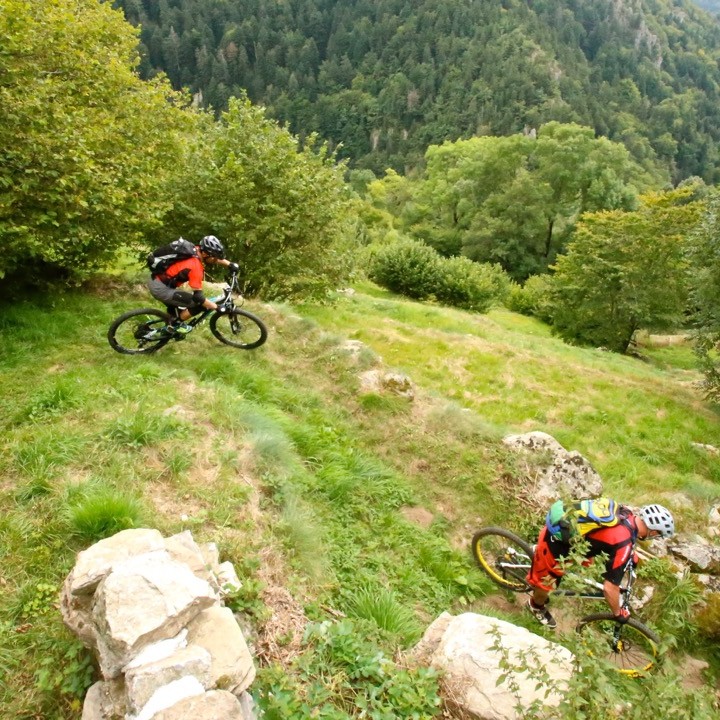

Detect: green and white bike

[108,271,267,355]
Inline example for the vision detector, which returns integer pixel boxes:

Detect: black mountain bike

[108,271,268,355]
[471,526,660,676]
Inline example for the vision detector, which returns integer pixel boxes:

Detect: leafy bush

[435,256,509,312]
[368,237,442,299]
[254,620,441,718]
[160,96,358,301]
[369,238,510,311]
[506,274,555,322]
[0,0,190,289]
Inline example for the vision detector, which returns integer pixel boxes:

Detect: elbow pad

[192,289,206,305]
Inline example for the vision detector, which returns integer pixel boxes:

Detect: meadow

[1,279,718,718]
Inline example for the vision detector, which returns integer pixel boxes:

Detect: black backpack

[146,238,198,275]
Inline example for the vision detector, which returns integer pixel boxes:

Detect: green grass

[1,282,719,717]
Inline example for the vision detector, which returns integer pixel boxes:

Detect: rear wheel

[108,308,172,355]
[210,309,267,349]
[471,527,533,592]
[576,613,659,676]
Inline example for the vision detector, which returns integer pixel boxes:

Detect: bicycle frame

[496,543,637,606]
[161,272,241,336]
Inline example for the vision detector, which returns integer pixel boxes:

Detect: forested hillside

[117,0,720,182]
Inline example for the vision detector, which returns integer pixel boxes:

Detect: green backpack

[545,497,622,542]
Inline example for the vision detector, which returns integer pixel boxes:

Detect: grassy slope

[1,280,718,717]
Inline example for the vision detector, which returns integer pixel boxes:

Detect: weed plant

[346,585,422,644]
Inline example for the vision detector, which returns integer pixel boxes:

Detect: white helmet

[638,504,675,538]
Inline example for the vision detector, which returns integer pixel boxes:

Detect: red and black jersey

[155,255,205,290]
[584,516,638,586]
[537,513,639,589]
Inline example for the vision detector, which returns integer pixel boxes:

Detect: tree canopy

[367,123,644,281]
[114,0,720,183]
[0,0,192,284]
[549,189,703,352]
[0,0,356,298]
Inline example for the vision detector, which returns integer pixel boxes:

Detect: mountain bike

[471,526,660,676]
[107,271,268,355]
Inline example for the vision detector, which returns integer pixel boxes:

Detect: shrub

[160,97,357,301]
[369,237,511,311]
[435,256,510,312]
[506,274,555,322]
[368,237,442,299]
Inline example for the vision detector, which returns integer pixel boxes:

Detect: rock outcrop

[503,431,603,503]
[412,612,574,720]
[62,529,256,720]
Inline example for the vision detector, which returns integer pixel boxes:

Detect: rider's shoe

[526,599,557,629]
[166,321,192,336]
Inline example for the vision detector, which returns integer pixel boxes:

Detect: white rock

[413,612,573,720]
[93,555,217,678]
[134,676,206,720]
[124,631,188,672]
[150,689,246,720]
[217,562,242,595]
[186,606,256,694]
[125,645,213,714]
[69,529,166,596]
[164,531,220,592]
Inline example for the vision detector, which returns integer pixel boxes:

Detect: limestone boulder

[502,432,603,504]
[413,612,573,720]
[502,432,564,455]
[164,531,220,593]
[125,644,213,714]
[135,677,206,720]
[67,529,166,596]
[81,680,126,720]
[186,606,256,694]
[151,690,249,720]
[359,370,414,398]
[93,555,217,678]
[537,449,603,504]
[670,538,720,574]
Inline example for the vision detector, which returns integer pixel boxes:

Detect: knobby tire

[471,527,534,592]
[209,309,268,349]
[576,612,659,676]
[107,308,172,355]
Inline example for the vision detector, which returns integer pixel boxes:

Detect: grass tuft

[104,410,187,448]
[346,585,421,644]
[66,486,145,542]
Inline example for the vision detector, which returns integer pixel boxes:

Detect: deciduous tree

[0,0,191,286]
[550,189,703,353]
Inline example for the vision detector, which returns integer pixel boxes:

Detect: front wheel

[108,308,172,355]
[210,308,268,349]
[575,613,659,676]
[471,527,534,592]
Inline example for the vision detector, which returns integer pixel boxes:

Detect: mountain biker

[147,235,239,334]
[526,502,675,629]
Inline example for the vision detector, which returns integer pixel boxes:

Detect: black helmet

[199,235,225,258]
